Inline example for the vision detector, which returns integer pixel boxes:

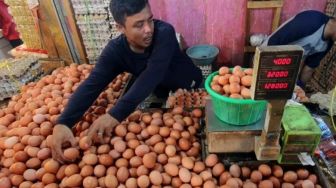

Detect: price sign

[250,45,304,100]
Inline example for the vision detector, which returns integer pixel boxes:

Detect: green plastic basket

[205,71,267,126]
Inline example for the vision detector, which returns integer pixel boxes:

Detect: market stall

[0,0,335,187]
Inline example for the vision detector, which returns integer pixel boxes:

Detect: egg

[179,167,191,183]
[219,66,230,75]
[272,165,283,178]
[44,159,59,174]
[164,163,179,176]
[165,145,176,157]
[94,165,106,178]
[113,140,126,153]
[258,164,272,177]
[307,174,317,184]
[83,176,98,188]
[297,169,309,179]
[117,166,129,183]
[282,182,294,188]
[135,144,150,157]
[178,138,191,151]
[80,165,94,177]
[137,175,150,188]
[250,170,262,183]
[283,171,298,183]
[66,174,82,187]
[229,164,241,178]
[241,75,252,86]
[105,174,118,188]
[63,148,79,161]
[269,176,280,188]
[212,163,225,177]
[149,170,162,185]
[259,180,273,188]
[83,153,98,165]
[241,166,251,178]
[143,153,156,169]
[226,178,239,188]
[205,154,218,167]
[242,181,256,188]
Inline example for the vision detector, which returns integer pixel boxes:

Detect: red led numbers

[273,58,292,65]
[266,71,289,78]
[264,83,288,89]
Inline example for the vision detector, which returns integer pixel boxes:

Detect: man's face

[119,4,154,52]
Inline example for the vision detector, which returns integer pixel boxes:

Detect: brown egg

[250,170,262,183]
[66,174,82,187]
[115,125,127,137]
[229,164,241,178]
[94,165,106,178]
[165,145,176,157]
[205,154,218,167]
[191,108,202,118]
[179,167,191,183]
[241,75,252,87]
[282,183,294,188]
[272,165,283,178]
[83,153,98,165]
[219,66,230,75]
[269,176,280,188]
[26,158,41,169]
[42,173,56,185]
[141,114,152,124]
[244,68,253,75]
[307,174,317,184]
[229,83,241,94]
[79,136,90,150]
[99,154,114,166]
[258,164,272,177]
[302,180,315,188]
[241,87,251,99]
[113,140,126,153]
[0,177,11,188]
[212,163,225,177]
[181,157,194,170]
[117,166,129,183]
[149,170,162,185]
[241,166,251,179]
[104,175,118,188]
[135,144,150,157]
[164,163,179,176]
[259,180,273,188]
[193,161,205,173]
[137,175,150,188]
[83,176,98,188]
[190,174,203,187]
[200,170,212,182]
[63,148,79,161]
[283,171,297,183]
[44,159,59,174]
[229,75,241,84]
[226,178,239,188]
[80,165,93,177]
[143,153,156,169]
[23,169,37,181]
[178,138,191,151]
[9,162,26,174]
[296,169,309,179]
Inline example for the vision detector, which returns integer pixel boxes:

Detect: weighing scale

[205,45,304,161]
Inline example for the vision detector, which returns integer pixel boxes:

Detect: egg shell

[283,171,298,183]
[229,164,241,178]
[137,175,150,188]
[258,164,272,177]
[149,170,163,185]
[205,154,218,167]
[179,167,191,183]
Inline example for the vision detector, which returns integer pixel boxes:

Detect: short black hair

[110,0,149,25]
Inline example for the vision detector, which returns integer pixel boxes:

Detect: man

[51,0,202,162]
[0,0,23,48]
[262,10,336,87]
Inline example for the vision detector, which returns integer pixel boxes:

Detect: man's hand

[87,113,119,145]
[51,124,77,163]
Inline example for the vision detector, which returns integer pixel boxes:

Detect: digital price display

[250,45,304,100]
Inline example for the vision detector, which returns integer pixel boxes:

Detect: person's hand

[51,124,77,163]
[87,113,119,145]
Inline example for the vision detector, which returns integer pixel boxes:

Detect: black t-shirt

[57,20,202,127]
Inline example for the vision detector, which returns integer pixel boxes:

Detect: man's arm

[109,25,179,122]
[57,43,123,128]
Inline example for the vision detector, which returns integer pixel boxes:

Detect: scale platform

[205,99,265,153]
